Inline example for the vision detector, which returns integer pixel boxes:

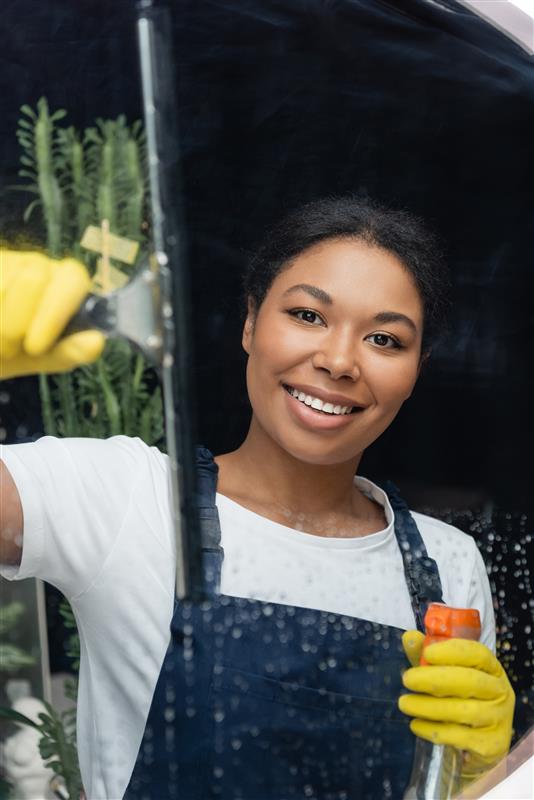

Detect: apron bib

[126,448,444,800]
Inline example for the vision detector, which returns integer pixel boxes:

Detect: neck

[222,415,364,516]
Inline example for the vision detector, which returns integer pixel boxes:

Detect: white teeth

[286,386,354,416]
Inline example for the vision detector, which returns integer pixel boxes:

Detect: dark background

[1,0,532,736]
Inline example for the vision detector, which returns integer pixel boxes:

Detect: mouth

[282,384,364,416]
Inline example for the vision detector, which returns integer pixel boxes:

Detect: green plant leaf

[0,601,24,634]
[36,701,83,800]
[0,643,37,671]
[23,198,41,223]
[39,374,58,437]
[0,706,39,728]
[6,184,40,194]
[20,104,37,119]
[16,136,33,150]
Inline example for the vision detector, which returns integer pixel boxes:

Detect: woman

[0,196,514,800]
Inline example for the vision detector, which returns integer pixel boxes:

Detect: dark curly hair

[242,195,451,354]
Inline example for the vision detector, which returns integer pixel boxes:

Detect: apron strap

[378,480,444,632]
[195,445,220,527]
[195,446,224,594]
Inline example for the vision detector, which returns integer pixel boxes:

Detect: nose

[311,329,361,381]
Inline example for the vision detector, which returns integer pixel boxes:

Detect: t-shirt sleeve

[0,435,157,600]
[466,542,496,653]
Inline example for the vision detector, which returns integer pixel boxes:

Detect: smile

[283,385,362,416]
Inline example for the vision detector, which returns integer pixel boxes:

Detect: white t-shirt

[0,436,495,800]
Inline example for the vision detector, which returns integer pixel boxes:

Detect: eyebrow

[282,283,418,334]
[373,311,418,334]
[282,283,333,304]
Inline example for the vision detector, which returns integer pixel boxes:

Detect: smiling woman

[0,196,515,800]
[238,238,425,470]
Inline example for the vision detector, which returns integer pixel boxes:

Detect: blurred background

[1,0,532,769]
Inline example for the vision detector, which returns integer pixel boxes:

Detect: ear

[242,298,256,355]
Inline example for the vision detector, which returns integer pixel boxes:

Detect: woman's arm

[0,249,105,577]
[0,458,23,566]
[0,249,104,565]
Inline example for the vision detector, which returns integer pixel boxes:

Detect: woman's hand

[0,249,105,379]
[399,631,515,778]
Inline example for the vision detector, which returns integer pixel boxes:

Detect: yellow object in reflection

[80,224,139,265]
[399,632,515,778]
[0,249,105,379]
[93,258,129,295]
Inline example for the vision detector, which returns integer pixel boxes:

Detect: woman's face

[242,238,425,466]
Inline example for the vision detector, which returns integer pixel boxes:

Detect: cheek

[245,335,280,404]
[249,323,302,376]
[374,358,420,404]
[245,326,297,421]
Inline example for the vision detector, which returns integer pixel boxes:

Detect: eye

[288,308,325,326]
[366,332,402,349]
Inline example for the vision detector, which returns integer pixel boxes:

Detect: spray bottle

[403,604,482,800]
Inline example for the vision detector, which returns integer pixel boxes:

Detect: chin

[274,434,364,468]
[270,414,399,468]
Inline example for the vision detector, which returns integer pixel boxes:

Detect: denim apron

[126,447,444,800]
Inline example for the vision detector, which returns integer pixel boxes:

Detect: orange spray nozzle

[420,603,481,665]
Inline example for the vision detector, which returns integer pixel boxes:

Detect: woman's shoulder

[6,433,165,457]
[408,510,485,585]
[3,435,170,495]
[409,509,479,552]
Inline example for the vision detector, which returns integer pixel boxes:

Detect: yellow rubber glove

[399,631,515,779]
[0,249,105,379]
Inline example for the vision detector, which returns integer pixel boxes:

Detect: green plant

[0,601,80,799]
[15,97,163,448]
[16,99,147,262]
[16,99,66,257]
[0,602,37,672]
[0,704,81,800]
